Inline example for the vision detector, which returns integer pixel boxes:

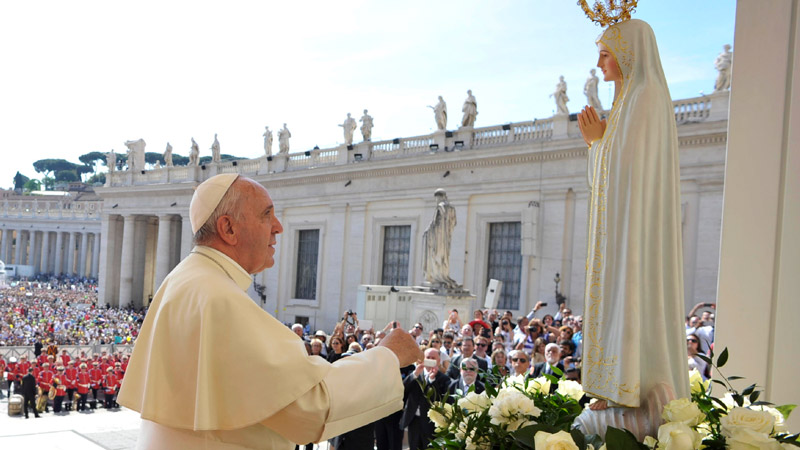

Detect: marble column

[14,229,22,265]
[0,229,7,262]
[66,232,77,276]
[18,230,28,265]
[91,233,101,279]
[154,215,173,290]
[32,231,42,272]
[54,231,64,274]
[180,214,194,259]
[79,231,89,277]
[118,215,137,307]
[40,231,51,274]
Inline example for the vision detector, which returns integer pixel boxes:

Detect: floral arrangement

[427,349,797,449]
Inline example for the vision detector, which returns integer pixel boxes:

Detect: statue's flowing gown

[576,19,690,440]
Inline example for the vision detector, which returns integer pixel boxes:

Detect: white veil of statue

[577,19,690,439]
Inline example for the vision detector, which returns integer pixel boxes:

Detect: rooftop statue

[461,90,478,128]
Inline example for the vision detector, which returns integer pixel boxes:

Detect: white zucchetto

[189,173,239,234]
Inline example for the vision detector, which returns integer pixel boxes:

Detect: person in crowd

[446,337,487,379]
[76,363,91,411]
[473,336,492,369]
[21,367,39,419]
[442,309,462,335]
[409,323,424,344]
[559,340,577,370]
[89,361,103,409]
[508,349,531,377]
[103,367,119,409]
[441,332,456,358]
[533,343,564,378]
[448,357,484,395]
[495,318,515,353]
[6,356,18,397]
[459,323,473,338]
[38,362,54,412]
[310,339,325,357]
[490,349,510,379]
[327,335,346,363]
[53,366,67,413]
[428,336,450,372]
[513,316,529,343]
[63,360,77,411]
[532,337,547,364]
[515,321,542,356]
[401,348,451,450]
[687,333,708,379]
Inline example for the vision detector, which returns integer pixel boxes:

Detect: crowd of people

[0,275,715,447]
[0,276,146,346]
[291,301,716,450]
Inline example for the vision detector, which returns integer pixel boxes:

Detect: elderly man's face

[460,325,473,336]
[424,348,441,374]
[510,353,529,375]
[545,346,561,364]
[461,360,478,385]
[234,179,284,273]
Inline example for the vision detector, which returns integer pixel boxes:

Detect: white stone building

[72,91,728,330]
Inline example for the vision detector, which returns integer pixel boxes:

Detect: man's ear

[216,215,237,245]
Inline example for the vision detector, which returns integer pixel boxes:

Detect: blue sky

[0,1,736,189]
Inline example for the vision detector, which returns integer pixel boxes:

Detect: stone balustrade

[102,93,728,188]
[1,199,102,220]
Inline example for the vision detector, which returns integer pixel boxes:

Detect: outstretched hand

[378,327,423,368]
[578,106,607,146]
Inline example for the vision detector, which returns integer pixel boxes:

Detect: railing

[674,97,711,123]
[93,94,720,187]
[0,344,135,361]
[1,200,102,220]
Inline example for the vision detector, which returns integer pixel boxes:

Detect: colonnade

[98,213,192,308]
[0,228,101,278]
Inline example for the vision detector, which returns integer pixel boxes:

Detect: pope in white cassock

[118,174,422,449]
[574,19,690,439]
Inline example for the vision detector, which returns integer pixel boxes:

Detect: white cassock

[118,246,403,449]
[576,19,690,440]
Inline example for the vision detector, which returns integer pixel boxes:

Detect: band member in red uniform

[64,361,78,411]
[53,367,67,413]
[88,361,103,409]
[103,367,119,409]
[76,363,91,411]
[5,357,17,397]
[37,353,48,365]
[121,355,130,372]
[18,355,32,377]
[38,362,54,413]
[60,350,71,367]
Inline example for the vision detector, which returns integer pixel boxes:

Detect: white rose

[643,436,658,449]
[489,387,541,431]
[656,422,701,450]
[427,403,454,432]
[533,430,579,450]
[751,405,787,433]
[555,380,585,401]
[528,376,552,395]
[688,369,709,394]
[661,397,704,426]
[722,407,775,435]
[458,391,492,414]
[725,427,781,450]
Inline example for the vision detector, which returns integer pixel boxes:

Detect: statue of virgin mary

[575,19,690,440]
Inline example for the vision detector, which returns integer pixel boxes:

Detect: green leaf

[584,434,605,450]
[513,424,555,448]
[711,379,727,388]
[742,383,756,396]
[777,404,797,420]
[605,427,646,450]
[749,390,760,403]
[727,376,745,381]
[569,429,586,450]
[717,348,729,368]
[711,396,729,410]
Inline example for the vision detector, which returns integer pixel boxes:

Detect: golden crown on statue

[578,0,638,27]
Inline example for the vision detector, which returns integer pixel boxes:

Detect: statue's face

[596,42,622,82]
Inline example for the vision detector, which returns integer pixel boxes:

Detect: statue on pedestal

[189,138,200,166]
[211,134,221,163]
[428,96,447,130]
[461,90,478,127]
[714,44,733,92]
[359,109,374,141]
[278,123,291,154]
[584,69,603,111]
[551,75,569,115]
[422,189,460,290]
[106,150,116,173]
[164,143,174,167]
[339,113,357,146]
[263,126,273,157]
[124,139,146,172]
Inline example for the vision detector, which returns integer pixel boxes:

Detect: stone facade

[2,92,729,331]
